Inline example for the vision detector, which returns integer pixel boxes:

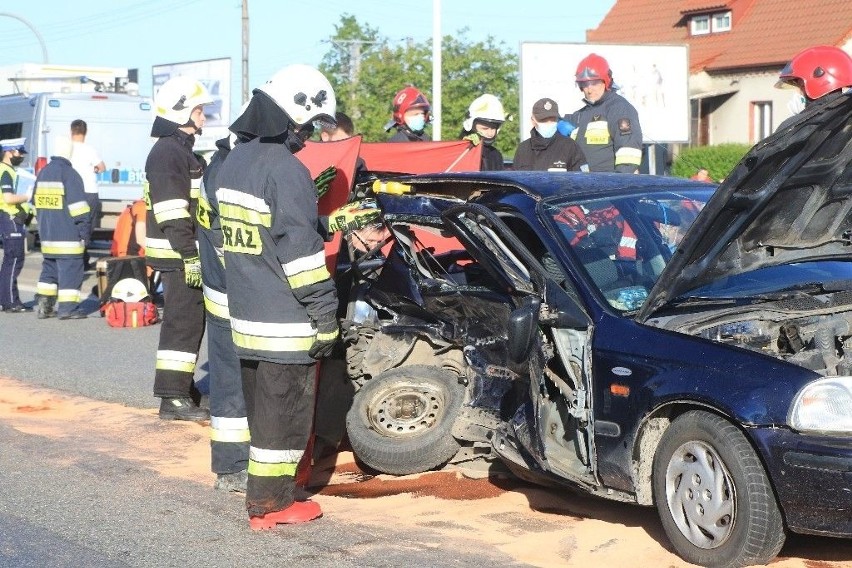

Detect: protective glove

[183,255,202,288]
[327,199,380,234]
[309,313,340,359]
[313,165,337,199]
[557,119,576,137]
[462,132,482,146]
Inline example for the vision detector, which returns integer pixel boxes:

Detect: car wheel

[346,365,464,475]
[652,410,786,568]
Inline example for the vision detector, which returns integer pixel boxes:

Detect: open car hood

[638,93,852,321]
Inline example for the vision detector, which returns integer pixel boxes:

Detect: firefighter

[144,76,214,422]
[0,138,33,313]
[196,130,250,492]
[32,137,92,319]
[567,53,644,173]
[460,93,508,171]
[775,45,852,131]
[216,64,339,529]
[385,86,431,142]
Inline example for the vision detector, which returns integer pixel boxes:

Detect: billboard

[151,57,231,129]
[520,43,689,144]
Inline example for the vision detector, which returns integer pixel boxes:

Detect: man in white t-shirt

[70,119,106,268]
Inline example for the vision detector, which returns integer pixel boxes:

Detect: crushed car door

[440,203,599,487]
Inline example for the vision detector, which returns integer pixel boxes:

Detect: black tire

[652,410,786,568]
[345,365,464,475]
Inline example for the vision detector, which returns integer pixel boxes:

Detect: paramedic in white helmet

[144,75,214,422]
[216,64,340,529]
[459,93,509,171]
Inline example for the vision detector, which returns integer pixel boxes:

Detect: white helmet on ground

[111,278,149,303]
[463,93,506,131]
[256,64,336,127]
[155,76,214,125]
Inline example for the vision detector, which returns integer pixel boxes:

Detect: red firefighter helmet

[776,45,852,100]
[575,53,613,89]
[391,86,431,126]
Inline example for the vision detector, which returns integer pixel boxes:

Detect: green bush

[671,143,751,181]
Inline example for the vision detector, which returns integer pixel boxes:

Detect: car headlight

[788,376,852,434]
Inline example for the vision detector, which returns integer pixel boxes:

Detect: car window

[542,192,708,311]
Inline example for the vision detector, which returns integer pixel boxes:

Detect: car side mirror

[508,296,541,364]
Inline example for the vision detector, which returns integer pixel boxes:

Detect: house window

[691,15,710,35]
[690,11,732,35]
[752,101,773,142]
[713,11,732,31]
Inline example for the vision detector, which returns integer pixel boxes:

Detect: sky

[0,0,616,123]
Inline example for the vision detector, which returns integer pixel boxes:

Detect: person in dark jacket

[568,53,643,173]
[513,97,587,172]
[0,137,33,313]
[218,64,340,530]
[385,86,431,142]
[144,75,214,422]
[32,137,91,319]
[459,93,507,171]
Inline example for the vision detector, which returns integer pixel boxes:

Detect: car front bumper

[750,426,852,537]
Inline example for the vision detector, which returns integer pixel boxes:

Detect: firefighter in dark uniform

[513,97,588,172]
[32,137,91,319]
[216,64,339,529]
[385,86,431,142]
[459,93,508,171]
[568,53,644,173]
[144,76,214,422]
[196,131,250,492]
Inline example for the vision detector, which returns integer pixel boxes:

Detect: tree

[319,16,519,159]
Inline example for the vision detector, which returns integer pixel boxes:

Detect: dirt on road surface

[1,375,850,568]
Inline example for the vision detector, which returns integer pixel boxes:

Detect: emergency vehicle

[0,64,155,238]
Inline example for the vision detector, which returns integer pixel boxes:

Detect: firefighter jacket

[512,130,587,172]
[216,136,339,365]
[568,90,643,173]
[0,162,30,224]
[31,157,91,258]
[196,137,230,327]
[389,127,429,142]
[144,129,204,271]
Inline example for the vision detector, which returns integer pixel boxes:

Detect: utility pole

[242,0,249,105]
[432,0,442,141]
[330,39,378,119]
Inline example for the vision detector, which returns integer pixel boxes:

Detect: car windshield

[541,189,712,311]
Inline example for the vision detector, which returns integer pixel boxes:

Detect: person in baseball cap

[512,98,587,172]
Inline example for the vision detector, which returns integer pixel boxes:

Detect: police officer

[513,97,587,172]
[217,64,340,529]
[385,86,431,142]
[196,130,250,492]
[0,138,33,313]
[775,45,852,132]
[32,137,91,319]
[568,53,644,173]
[145,76,214,422]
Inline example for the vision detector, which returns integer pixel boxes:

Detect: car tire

[345,365,464,475]
[652,410,786,568]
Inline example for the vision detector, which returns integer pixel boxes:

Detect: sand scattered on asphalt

[1,376,850,568]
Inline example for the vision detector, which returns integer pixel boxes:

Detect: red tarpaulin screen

[359,141,481,174]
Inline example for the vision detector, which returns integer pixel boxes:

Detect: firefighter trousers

[153,270,205,398]
[37,256,84,315]
[207,319,249,474]
[0,214,25,308]
[241,360,316,517]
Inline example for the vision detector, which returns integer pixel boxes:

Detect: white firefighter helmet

[111,278,148,303]
[463,94,506,132]
[155,76,214,125]
[256,64,337,127]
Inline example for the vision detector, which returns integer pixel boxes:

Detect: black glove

[313,165,337,199]
[309,313,340,359]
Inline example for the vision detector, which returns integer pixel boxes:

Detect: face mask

[535,122,558,139]
[788,93,806,115]
[405,114,426,133]
[10,156,24,167]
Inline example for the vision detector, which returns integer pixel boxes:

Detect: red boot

[248,500,322,530]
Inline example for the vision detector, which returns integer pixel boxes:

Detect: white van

[0,90,155,237]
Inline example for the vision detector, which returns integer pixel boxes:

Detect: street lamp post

[0,12,48,63]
